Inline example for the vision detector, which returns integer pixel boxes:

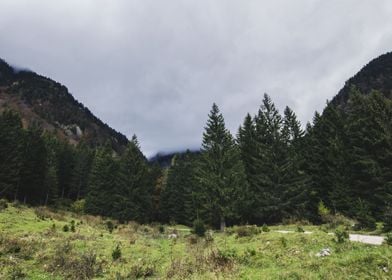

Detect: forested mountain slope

[333,51,392,105]
[0,58,129,152]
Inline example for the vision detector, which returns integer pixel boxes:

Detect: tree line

[1,88,391,229]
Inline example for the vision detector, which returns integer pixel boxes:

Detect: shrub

[208,248,237,271]
[187,234,198,245]
[280,237,288,248]
[106,221,114,234]
[384,233,392,246]
[354,200,376,230]
[382,206,392,232]
[318,201,331,222]
[262,224,270,232]
[63,225,70,232]
[71,199,85,214]
[112,244,121,261]
[34,207,50,220]
[6,265,26,280]
[297,226,305,233]
[0,198,8,211]
[334,226,349,243]
[158,225,165,234]
[129,259,155,278]
[192,219,206,237]
[46,241,103,279]
[235,225,260,238]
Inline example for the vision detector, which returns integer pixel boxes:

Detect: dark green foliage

[383,206,392,232]
[63,225,69,232]
[112,244,121,261]
[334,226,349,243]
[262,224,270,232]
[113,136,153,223]
[196,103,248,230]
[19,124,48,204]
[0,198,8,211]
[192,219,206,237]
[385,233,392,246]
[0,110,23,200]
[85,145,119,217]
[160,151,198,225]
[239,95,310,224]
[234,225,260,238]
[106,221,114,234]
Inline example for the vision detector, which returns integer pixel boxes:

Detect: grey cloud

[1,0,392,156]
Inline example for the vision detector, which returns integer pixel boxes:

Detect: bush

[46,241,103,279]
[71,199,85,214]
[158,225,165,234]
[318,201,331,222]
[112,244,122,261]
[106,221,114,234]
[6,265,26,280]
[63,225,70,232]
[192,219,206,237]
[354,200,376,230]
[280,237,288,248]
[129,259,155,278]
[297,226,305,233]
[262,224,270,232]
[384,233,392,246]
[235,225,260,238]
[0,198,8,211]
[382,206,392,232]
[334,226,349,243]
[187,234,198,245]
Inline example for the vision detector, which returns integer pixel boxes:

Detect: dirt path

[349,234,384,245]
[275,230,385,245]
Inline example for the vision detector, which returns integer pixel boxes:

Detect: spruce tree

[251,94,286,223]
[114,135,153,223]
[19,124,47,204]
[197,103,247,230]
[0,110,23,200]
[85,145,119,217]
[160,151,197,225]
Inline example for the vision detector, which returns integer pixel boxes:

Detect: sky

[1,0,392,157]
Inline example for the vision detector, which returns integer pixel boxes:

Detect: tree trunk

[220,216,226,232]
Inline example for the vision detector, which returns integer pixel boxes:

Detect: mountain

[333,51,392,105]
[0,58,129,152]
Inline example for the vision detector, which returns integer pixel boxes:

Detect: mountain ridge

[0,58,129,152]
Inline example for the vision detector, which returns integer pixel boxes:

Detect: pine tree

[251,94,286,223]
[237,113,258,223]
[345,90,392,221]
[19,123,47,204]
[196,103,248,230]
[280,106,310,219]
[114,135,153,223]
[160,151,197,225]
[0,110,23,200]
[85,145,119,217]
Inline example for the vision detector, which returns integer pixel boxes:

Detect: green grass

[0,204,391,279]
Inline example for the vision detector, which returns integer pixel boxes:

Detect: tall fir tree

[160,151,197,225]
[85,145,119,217]
[19,124,47,204]
[114,135,153,223]
[0,110,23,200]
[197,103,248,230]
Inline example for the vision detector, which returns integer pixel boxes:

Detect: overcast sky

[1,1,392,156]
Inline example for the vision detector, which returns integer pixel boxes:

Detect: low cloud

[1,0,392,156]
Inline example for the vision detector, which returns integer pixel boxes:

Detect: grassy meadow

[0,202,391,279]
